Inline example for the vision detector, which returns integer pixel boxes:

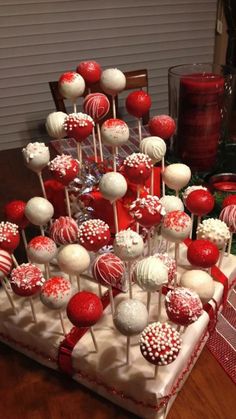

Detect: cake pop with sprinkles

[129,195,166,228]
[92,253,125,289]
[49,216,79,245]
[22,142,50,173]
[10,263,45,297]
[0,221,20,252]
[40,276,72,310]
[113,229,144,261]
[78,219,110,252]
[123,153,153,185]
[63,113,94,143]
[161,210,192,243]
[67,291,103,328]
[197,218,230,249]
[165,287,203,326]
[4,200,29,229]
[27,236,57,264]
[58,71,85,101]
[76,61,101,86]
[101,118,129,147]
[48,154,79,186]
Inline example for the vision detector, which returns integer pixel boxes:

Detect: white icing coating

[140,136,166,163]
[22,142,50,173]
[40,276,72,310]
[113,299,148,336]
[27,236,57,264]
[182,185,207,205]
[99,172,127,202]
[162,163,191,191]
[113,229,144,261]
[59,72,85,100]
[101,119,129,146]
[161,210,192,243]
[25,197,54,226]
[197,218,230,249]
[57,244,90,275]
[159,195,184,213]
[133,256,168,291]
[180,269,215,303]
[100,68,126,95]
[45,112,67,139]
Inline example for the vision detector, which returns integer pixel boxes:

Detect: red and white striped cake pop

[83,93,110,123]
[49,216,79,245]
[140,322,181,366]
[126,90,152,119]
[4,200,29,229]
[187,239,219,268]
[0,222,20,252]
[148,115,176,140]
[154,253,177,287]
[10,263,45,297]
[185,189,215,216]
[58,71,85,101]
[161,210,192,243]
[48,154,79,186]
[92,253,125,288]
[45,111,67,139]
[0,248,13,277]
[27,236,57,264]
[40,276,72,310]
[63,113,94,143]
[129,195,166,228]
[76,61,101,85]
[165,287,203,326]
[78,219,110,252]
[219,205,236,233]
[123,153,153,185]
[101,118,129,147]
[67,291,103,328]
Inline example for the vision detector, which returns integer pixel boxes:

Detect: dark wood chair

[49,69,150,124]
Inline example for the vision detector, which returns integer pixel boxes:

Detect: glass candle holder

[168,63,234,173]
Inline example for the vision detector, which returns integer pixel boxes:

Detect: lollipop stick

[108,285,115,316]
[112,201,119,234]
[161,157,165,197]
[11,254,19,267]
[76,274,81,291]
[65,187,72,218]
[147,291,151,313]
[147,229,152,256]
[150,168,154,195]
[126,335,131,365]
[136,187,140,233]
[96,123,103,162]
[112,147,117,172]
[29,297,37,323]
[176,190,179,198]
[189,214,194,239]
[59,310,66,335]
[173,272,177,289]
[37,172,47,199]
[127,261,133,299]
[98,283,102,298]
[21,229,28,255]
[154,365,159,379]
[157,287,162,321]
[90,326,98,352]
[40,226,45,236]
[77,143,82,167]
[197,216,201,227]
[73,102,77,114]
[45,263,50,279]
[1,278,17,313]
[218,242,226,268]
[138,118,142,143]
[227,233,233,256]
[112,96,116,118]
[92,127,98,163]
[174,243,179,265]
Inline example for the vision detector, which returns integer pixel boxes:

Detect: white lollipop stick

[21,229,28,255]
[11,254,19,268]
[1,278,17,313]
[77,143,82,167]
[45,263,50,280]
[189,213,194,239]
[147,229,152,256]
[73,102,77,114]
[127,261,133,299]
[112,95,116,118]
[76,274,81,291]
[136,187,141,233]
[29,297,37,322]
[173,272,178,289]
[126,335,131,365]
[157,287,162,321]
[218,242,227,268]
[98,283,102,298]
[197,216,201,227]
[154,365,159,379]
[90,326,98,352]
[174,243,179,265]
[227,232,233,256]
[59,310,66,335]
[150,168,154,195]
[112,147,117,172]
[138,119,142,143]
[37,172,47,199]
[40,226,45,236]
[65,187,72,218]
[176,189,179,198]
[112,201,119,235]
[108,285,115,316]
[161,157,165,197]
[147,291,151,313]
[96,123,104,161]
[92,127,98,163]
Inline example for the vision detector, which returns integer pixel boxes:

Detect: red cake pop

[187,239,219,268]
[222,194,236,208]
[76,61,101,85]
[140,322,181,366]
[63,113,94,142]
[4,200,29,229]
[123,153,153,185]
[148,115,176,140]
[0,222,20,252]
[0,249,13,277]
[49,216,79,245]
[185,189,215,216]
[165,287,203,326]
[92,253,125,288]
[126,90,151,118]
[129,195,166,228]
[83,93,110,123]
[78,219,110,252]
[10,263,45,297]
[48,154,79,186]
[67,291,103,327]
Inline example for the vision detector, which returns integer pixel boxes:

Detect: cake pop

[140,136,166,194]
[129,195,166,228]
[100,68,126,117]
[64,113,94,165]
[126,90,152,142]
[4,200,29,229]
[78,219,110,252]
[154,253,177,288]
[222,194,236,208]
[57,244,90,290]
[0,249,16,312]
[49,154,79,186]
[25,197,54,227]
[123,153,153,186]
[162,163,191,196]
[101,119,129,170]
[0,221,20,253]
[27,236,57,264]
[49,216,79,245]
[76,61,101,86]
[219,204,236,255]
[148,115,176,140]
[187,239,219,269]
[22,142,50,198]
[45,112,67,139]
[159,196,184,214]
[185,189,215,217]
[196,218,230,249]
[165,287,203,326]
[58,71,85,112]
[180,269,215,303]
[182,185,207,205]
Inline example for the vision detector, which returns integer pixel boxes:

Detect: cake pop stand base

[0,247,235,419]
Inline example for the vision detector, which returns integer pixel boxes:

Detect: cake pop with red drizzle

[0,248,13,277]
[148,115,176,140]
[123,153,153,185]
[126,90,152,119]
[187,239,219,269]
[165,287,203,327]
[27,236,57,264]
[140,322,181,366]
[222,194,236,208]
[40,276,72,310]
[185,189,215,217]
[63,113,94,143]
[92,253,125,289]
[154,253,177,287]
[58,71,85,102]
[83,93,110,122]
[129,195,166,228]
[10,263,45,297]
[76,61,101,86]
[0,221,20,252]
[48,154,79,186]
[49,216,79,245]
[78,219,110,252]
[4,200,29,229]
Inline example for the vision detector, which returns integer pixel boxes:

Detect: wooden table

[0,148,235,419]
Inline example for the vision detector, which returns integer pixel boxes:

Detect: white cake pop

[180,269,215,303]
[182,185,207,205]
[22,142,50,173]
[133,256,168,292]
[159,195,184,214]
[113,229,144,261]
[113,299,148,336]
[58,71,85,101]
[45,112,67,139]
[100,68,126,96]
[196,218,230,249]
[161,210,192,243]
[40,276,72,310]
[25,197,54,226]
[57,244,90,275]
[99,172,127,202]
[140,136,166,163]
[162,163,191,192]
[101,119,129,146]
[27,236,57,264]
